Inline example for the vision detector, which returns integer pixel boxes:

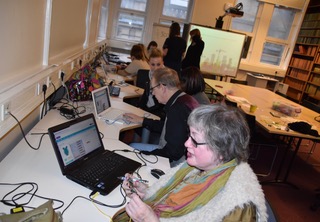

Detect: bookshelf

[284,2,320,105]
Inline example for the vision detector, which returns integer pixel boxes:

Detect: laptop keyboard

[101,109,125,121]
[73,152,128,187]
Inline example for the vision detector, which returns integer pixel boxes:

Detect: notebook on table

[92,85,126,124]
[48,113,141,195]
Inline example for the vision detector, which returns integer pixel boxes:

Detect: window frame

[107,0,194,51]
[230,0,307,75]
[111,0,148,43]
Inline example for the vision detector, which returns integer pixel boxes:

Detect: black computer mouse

[151,168,165,179]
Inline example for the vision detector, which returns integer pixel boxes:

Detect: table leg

[261,136,299,189]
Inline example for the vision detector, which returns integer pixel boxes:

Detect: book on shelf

[298,45,307,54]
[316,54,320,64]
[310,75,320,85]
[285,77,305,91]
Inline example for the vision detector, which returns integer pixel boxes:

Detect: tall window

[162,0,190,20]
[97,0,109,40]
[114,0,147,42]
[231,0,259,33]
[231,0,302,70]
[261,6,295,66]
[108,0,194,47]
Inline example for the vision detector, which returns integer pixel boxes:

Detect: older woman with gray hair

[114,105,267,222]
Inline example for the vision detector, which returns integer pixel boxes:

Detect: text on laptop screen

[53,118,102,167]
[93,88,111,115]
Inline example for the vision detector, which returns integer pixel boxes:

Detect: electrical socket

[1,101,11,121]
[36,83,41,96]
[36,80,47,96]
[71,61,74,70]
[58,70,63,79]
[46,76,52,87]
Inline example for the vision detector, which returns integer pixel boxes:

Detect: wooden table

[205,78,320,187]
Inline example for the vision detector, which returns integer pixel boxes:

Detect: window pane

[98,0,109,40]
[115,12,145,41]
[267,6,295,40]
[162,0,190,19]
[260,42,285,66]
[120,0,147,12]
[231,0,259,33]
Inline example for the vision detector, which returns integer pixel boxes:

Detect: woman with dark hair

[114,105,267,222]
[182,28,205,69]
[180,66,210,105]
[147,41,158,57]
[162,22,186,74]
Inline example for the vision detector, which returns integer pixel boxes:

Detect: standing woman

[162,22,186,74]
[182,28,205,69]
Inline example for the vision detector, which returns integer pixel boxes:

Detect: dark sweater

[142,90,199,162]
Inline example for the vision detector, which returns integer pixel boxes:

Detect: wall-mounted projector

[215,2,244,29]
[225,3,244,17]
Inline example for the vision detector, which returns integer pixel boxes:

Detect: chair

[310,189,320,211]
[266,198,278,222]
[275,90,288,98]
[230,78,248,85]
[136,69,149,88]
[245,112,279,177]
[224,96,238,107]
[301,100,320,163]
[302,99,320,113]
[203,72,220,102]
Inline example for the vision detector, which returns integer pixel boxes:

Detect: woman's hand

[122,173,148,199]
[123,113,144,124]
[126,194,159,222]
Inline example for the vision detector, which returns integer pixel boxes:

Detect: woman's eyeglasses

[188,134,207,148]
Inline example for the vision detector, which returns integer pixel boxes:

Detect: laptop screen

[50,115,102,167]
[92,86,111,115]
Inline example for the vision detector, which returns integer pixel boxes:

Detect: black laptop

[48,113,141,195]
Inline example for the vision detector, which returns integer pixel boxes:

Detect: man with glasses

[124,67,199,167]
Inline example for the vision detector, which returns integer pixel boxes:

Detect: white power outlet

[1,102,11,121]
[46,76,52,87]
[71,61,74,70]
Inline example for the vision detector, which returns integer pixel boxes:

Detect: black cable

[112,149,159,179]
[61,196,90,216]
[61,185,127,216]
[48,82,57,109]
[40,84,47,119]
[0,182,64,211]
[8,112,47,150]
[58,101,86,120]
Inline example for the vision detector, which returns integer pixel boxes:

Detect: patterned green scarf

[113,159,237,221]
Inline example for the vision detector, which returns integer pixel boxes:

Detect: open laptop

[91,85,126,124]
[48,113,141,195]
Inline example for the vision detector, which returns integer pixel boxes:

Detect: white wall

[0,0,107,161]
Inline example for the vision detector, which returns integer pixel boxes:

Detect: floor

[249,137,320,222]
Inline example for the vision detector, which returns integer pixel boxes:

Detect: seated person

[147,40,158,57]
[113,105,268,222]
[123,67,199,167]
[117,44,149,78]
[137,48,165,118]
[180,66,211,105]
